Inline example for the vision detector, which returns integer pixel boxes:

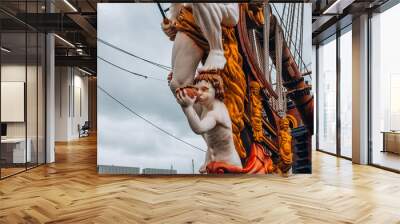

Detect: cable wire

[97,38,172,71]
[98,56,166,82]
[97,85,206,153]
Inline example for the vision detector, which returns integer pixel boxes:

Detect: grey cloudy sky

[97,3,311,174]
[97,3,206,174]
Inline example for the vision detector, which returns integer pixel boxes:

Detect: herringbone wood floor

[0,135,399,224]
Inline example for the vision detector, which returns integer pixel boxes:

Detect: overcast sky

[97,3,207,174]
[97,3,311,174]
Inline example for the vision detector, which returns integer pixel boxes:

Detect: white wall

[55,66,69,141]
[72,73,89,137]
[1,63,46,164]
[1,65,26,139]
[1,64,40,138]
[55,67,89,141]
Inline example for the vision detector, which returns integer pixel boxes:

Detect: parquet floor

[1,167,26,178]
[0,135,399,224]
[373,151,400,171]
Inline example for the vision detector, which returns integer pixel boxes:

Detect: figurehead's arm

[176,89,216,135]
[182,106,216,135]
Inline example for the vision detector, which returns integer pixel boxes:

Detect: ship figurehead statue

[160,2,313,175]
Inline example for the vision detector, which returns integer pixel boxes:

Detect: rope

[289,4,296,50]
[294,4,300,66]
[299,5,304,71]
[285,4,292,37]
[98,56,166,82]
[263,2,270,83]
[249,29,263,76]
[98,85,206,153]
[271,4,309,74]
[97,38,172,71]
[275,26,286,116]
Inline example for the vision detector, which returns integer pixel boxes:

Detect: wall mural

[97,2,313,175]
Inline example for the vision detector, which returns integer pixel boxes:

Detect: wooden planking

[0,134,400,224]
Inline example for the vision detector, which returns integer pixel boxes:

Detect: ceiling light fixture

[323,0,354,15]
[76,48,85,55]
[1,47,11,53]
[78,67,92,76]
[323,0,342,14]
[63,0,78,12]
[54,34,75,48]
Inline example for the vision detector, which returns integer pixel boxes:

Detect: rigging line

[157,3,167,19]
[97,38,172,71]
[300,5,304,72]
[271,4,309,73]
[281,3,286,29]
[294,4,300,63]
[285,4,292,37]
[289,4,296,50]
[294,5,301,70]
[98,56,166,82]
[98,85,207,153]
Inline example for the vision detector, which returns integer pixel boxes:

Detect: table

[381,131,400,154]
[1,138,31,163]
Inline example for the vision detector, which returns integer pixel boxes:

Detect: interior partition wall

[0,1,47,179]
[316,26,353,159]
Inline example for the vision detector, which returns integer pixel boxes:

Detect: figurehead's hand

[176,88,196,107]
[199,165,207,174]
[161,19,177,41]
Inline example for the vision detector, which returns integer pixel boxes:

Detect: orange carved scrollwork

[244,3,265,27]
[206,143,274,174]
[278,117,293,175]
[249,81,264,142]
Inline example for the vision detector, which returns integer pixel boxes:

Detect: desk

[1,138,31,163]
[382,131,400,154]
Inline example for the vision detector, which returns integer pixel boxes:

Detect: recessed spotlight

[1,47,11,53]
[54,34,75,48]
[63,0,78,12]
[78,67,92,76]
[322,0,349,15]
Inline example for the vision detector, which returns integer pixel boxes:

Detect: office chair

[79,121,90,138]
